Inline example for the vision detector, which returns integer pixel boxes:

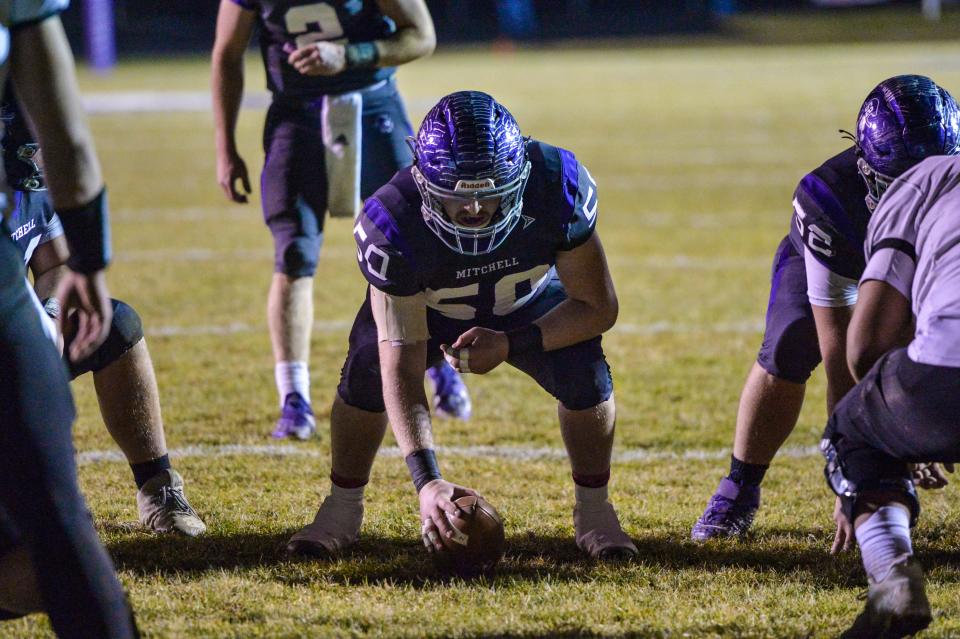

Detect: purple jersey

[788,146,871,282]
[353,140,598,327]
[6,189,60,265]
[231,0,395,98]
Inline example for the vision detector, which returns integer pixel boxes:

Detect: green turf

[10,28,960,638]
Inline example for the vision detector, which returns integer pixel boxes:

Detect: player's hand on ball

[910,462,954,489]
[418,479,480,553]
[441,328,508,375]
[830,496,854,555]
[286,41,346,76]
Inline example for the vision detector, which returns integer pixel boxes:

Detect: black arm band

[58,188,111,273]
[505,323,544,356]
[405,448,442,493]
[345,42,379,69]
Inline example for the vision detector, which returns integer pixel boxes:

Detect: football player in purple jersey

[212,0,472,441]
[0,2,139,636]
[286,91,637,561]
[821,155,960,637]
[692,75,960,542]
[2,93,206,538]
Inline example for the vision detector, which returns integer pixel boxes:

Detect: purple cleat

[272,392,316,440]
[426,362,472,420]
[691,477,760,541]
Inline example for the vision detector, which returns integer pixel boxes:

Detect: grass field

[8,22,960,638]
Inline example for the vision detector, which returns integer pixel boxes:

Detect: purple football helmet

[410,91,531,255]
[855,74,960,211]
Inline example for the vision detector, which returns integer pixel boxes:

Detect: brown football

[433,495,505,577]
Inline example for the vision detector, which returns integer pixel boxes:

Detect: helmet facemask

[412,158,531,256]
[856,156,893,213]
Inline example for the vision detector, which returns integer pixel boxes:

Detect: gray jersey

[861,155,960,367]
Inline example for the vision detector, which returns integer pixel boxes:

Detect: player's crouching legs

[288,306,388,559]
[66,299,206,537]
[511,337,636,560]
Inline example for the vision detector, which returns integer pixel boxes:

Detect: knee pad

[757,312,821,383]
[67,299,143,379]
[555,350,613,411]
[277,235,320,278]
[822,439,921,527]
[336,342,385,413]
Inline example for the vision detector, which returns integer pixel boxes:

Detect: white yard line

[144,318,763,338]
[76,442,821,466]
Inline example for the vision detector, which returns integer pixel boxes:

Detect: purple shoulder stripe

[558,148,579,213]
[799,173,859,246]
[364,197,415,262]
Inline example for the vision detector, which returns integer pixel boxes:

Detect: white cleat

[841,558,932,639]
[286,495,363,558]
[137,469,207,537]
[574,500,638,561]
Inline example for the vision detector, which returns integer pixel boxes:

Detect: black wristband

[344,42,379,69]
[58,188,111,273]
[405,448,442,493]
[505,324,544,356]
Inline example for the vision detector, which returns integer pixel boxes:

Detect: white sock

[575,483,608,508]
[330,483,365,504]
[275,361,310,407]
[856,505,913,583]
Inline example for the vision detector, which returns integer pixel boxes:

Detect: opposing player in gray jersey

[821,156,960,638]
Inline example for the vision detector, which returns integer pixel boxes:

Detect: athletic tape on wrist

[58,188,111,273]
[42,297,61,321]
[345,42,379,69]
[405,448,442,493]
[506,323,544,356]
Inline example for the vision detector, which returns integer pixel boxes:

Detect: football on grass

[433,495,505,577]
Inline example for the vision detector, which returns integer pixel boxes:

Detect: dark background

[59,1,952,57]
[60,1,716,55]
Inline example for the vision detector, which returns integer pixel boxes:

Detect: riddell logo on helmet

[455,179,495,191]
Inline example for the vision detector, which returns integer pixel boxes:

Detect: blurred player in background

[0,2,139,636]
[286,91,637,561]
[212,0,472,442]
[692,75,959,541]
[822,155,960,638]
[2,92,206,538]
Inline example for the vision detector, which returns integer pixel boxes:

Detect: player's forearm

[10,17,102,208]
[823,348,856,414]
[531,294,618,352]
[372,0,436,66]
[33,265,67,301]
[211,57,245,155]
[812,304,855,413]
[379,341,434,455]
[373,24,435,67]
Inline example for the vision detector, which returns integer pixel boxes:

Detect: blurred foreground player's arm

[0,5,138,637]
[370,287,478,552]
[285,0,435,76]
[10,12,111,361]
[211,0,255,203]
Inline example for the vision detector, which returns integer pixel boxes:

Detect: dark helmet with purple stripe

[854,74,960,211]
[410,91,531,255]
